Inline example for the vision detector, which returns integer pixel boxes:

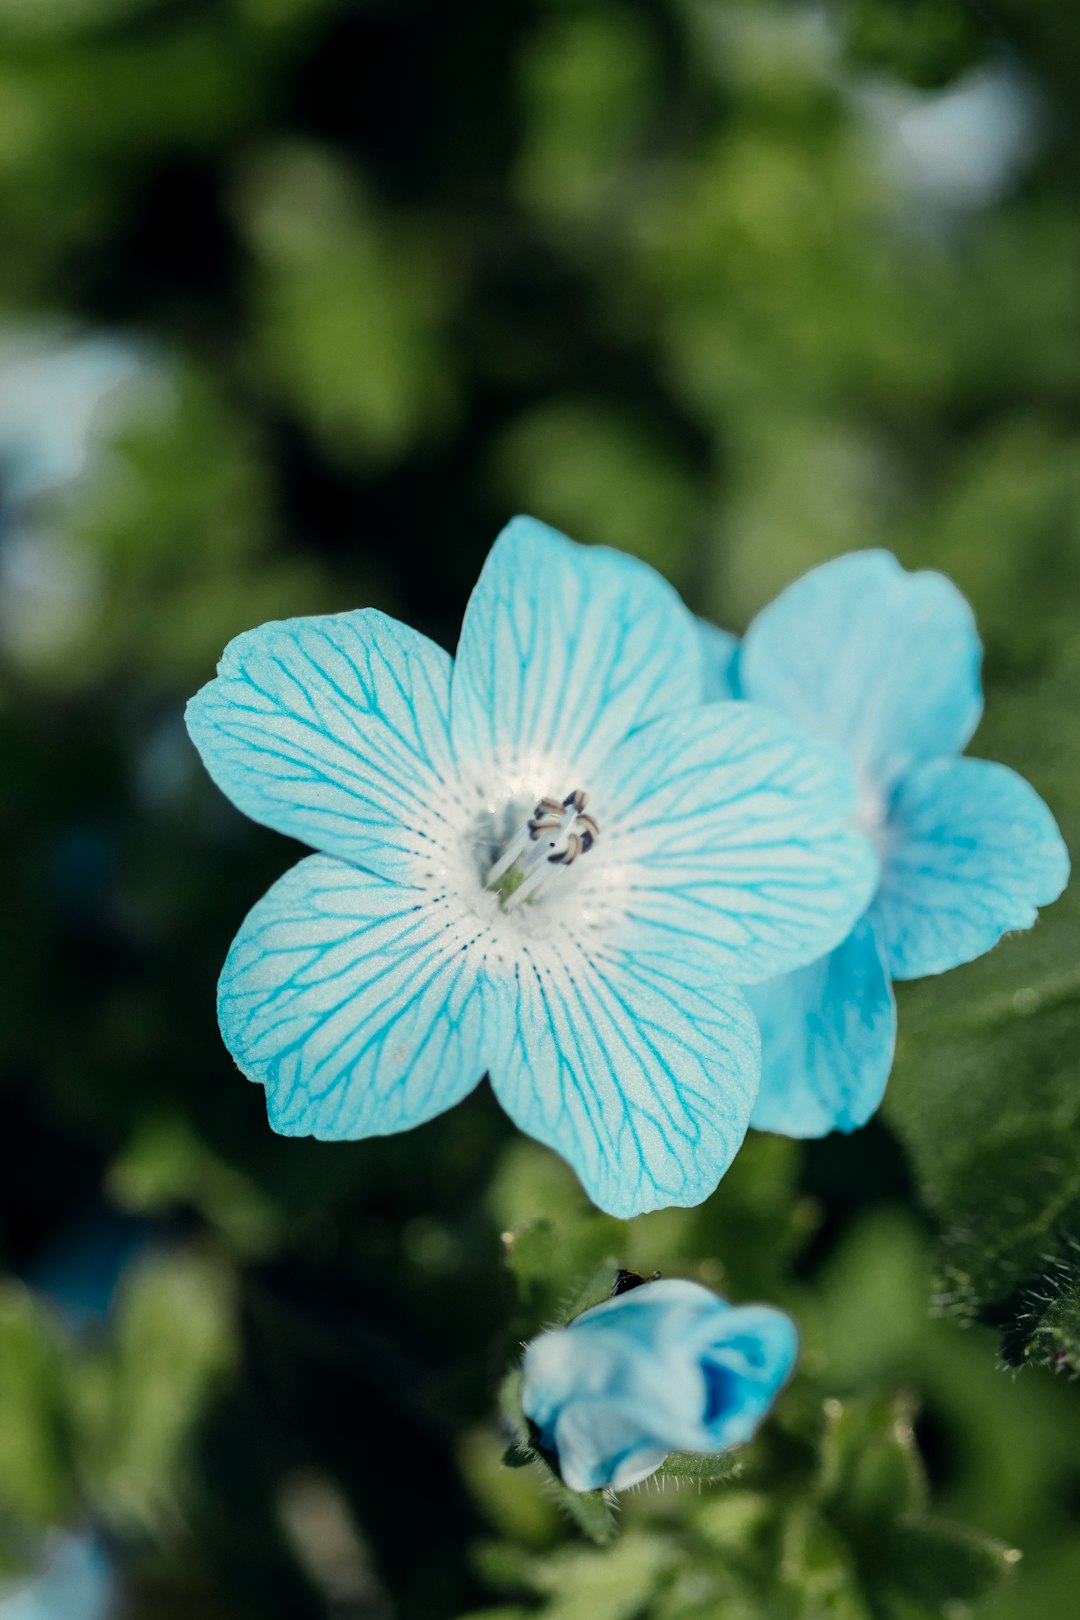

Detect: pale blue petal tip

[875,757,1071,980]
[748,917,897,1138]
[739,549,984,786]
[704,1304,799,1448]
[485,946,760,1219]
[451,512,705,780]
[186,607,456,884]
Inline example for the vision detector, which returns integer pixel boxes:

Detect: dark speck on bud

[611,1268,662,1297]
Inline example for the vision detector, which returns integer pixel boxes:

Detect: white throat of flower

[855,774,891,859]
[485,790,599,912]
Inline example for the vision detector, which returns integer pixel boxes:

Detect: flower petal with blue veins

[739,551,983,791]
[873,757,1070,979]
[748,916,896,1138]
[186,610,461,883]
[484,935,760,1219]
[450,515,704,786]
[585,702,878,984]
[218,855,488,1138]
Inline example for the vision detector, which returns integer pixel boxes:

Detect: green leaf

[656,1450,741,1484]
[816,1395,926,1529]
[73,1251,234,1532]
[108,1114,282,1257]
[495,1367,616,1545]
[453,1610,532,1620]
[501,1444,533,1470]
[237,145,459,468]
[882,1518,1018,1608]
[884,647,1080,1361]
[0,1284,73,1527]
[1009,1248,1080,1372]
[560,1258,621,1324]
[497,1368,529,1450]
[548,1478,618,1546]
[502,1216,627,1337]
[777,1503,874,1620]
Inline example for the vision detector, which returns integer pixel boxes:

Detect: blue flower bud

[520,1278,798,1492]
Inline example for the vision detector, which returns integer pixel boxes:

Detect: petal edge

[874,756,1070,979]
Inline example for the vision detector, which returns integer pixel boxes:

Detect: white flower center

[856,775,891,859]
[484,789,599,912]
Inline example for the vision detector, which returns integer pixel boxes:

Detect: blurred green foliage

[1,0,1080,1616]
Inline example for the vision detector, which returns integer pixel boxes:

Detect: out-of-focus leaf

[548,1480,617,1549]
[494,402,701,581]
[107,1115,282,1257]
[236,143,459,468]
[494,1367,615,1546]
[816,1395,927,1530]
[882,1518,1018,1609]
[776,1502,873,1620]
[0,1284,72,1527]
[73,1252,234,1533]
[515,5,658,218]
[502,1531,675,1618]
[502,1217,623,1338]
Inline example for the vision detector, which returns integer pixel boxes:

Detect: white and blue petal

[484,933,760,1219]
[540,1399,670,1493]
[739,551,983,793]
[697,617,740,701]
[584,702,878,984]
[699,1303,800,1449]
[218,854,487,1137]
[873,757,1070,979]
[186,609,461,883]
[748,916,896,1138]
[450,515,705,787]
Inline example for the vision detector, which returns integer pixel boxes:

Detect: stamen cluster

[486,789,599,911]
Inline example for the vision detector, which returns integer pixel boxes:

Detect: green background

[1,1,1079,1616]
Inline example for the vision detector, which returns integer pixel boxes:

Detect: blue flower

[700,550,1070,1138]
[520,1278,797,1492]
[186,516,876,1216]
[0,1534,115,1620]
[0,325,148,507]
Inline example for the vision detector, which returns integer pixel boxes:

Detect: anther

[485,786,600,908]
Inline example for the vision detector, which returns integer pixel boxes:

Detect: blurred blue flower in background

[0,325,154,666]
[0,327,146,507]
[521,1278,798,1492]
[0,1534,114,1620]
[858,60,1042,217]
[187,516,876,1216]
[701,550,1069,1138]
[27,1212,150,1334]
